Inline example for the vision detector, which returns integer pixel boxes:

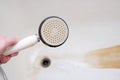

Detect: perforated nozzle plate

[39,16,69,47]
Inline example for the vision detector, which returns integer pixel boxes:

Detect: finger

[0,52,18,64]
[0,37,7,53]
[8,52,18,57]
[0,54,11,64]
[0,37,19,53]
[6,37,19,47]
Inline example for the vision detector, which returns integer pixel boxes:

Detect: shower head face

[39,16,69,47]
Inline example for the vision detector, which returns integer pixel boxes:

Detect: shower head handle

[3,35,39,55]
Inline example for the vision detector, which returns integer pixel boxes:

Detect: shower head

[39,16,69,47]
[3,16,69,55]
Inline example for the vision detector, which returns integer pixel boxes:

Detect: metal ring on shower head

[39,16,69,47]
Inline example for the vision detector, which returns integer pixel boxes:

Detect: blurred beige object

[84,45,120,68]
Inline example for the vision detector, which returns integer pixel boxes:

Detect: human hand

[0,37,19,64]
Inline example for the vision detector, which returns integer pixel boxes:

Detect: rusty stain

[84,45,120,68]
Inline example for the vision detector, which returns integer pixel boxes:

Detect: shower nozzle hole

[41,57,51,68]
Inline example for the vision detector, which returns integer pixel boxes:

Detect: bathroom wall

[0,0,120,80]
